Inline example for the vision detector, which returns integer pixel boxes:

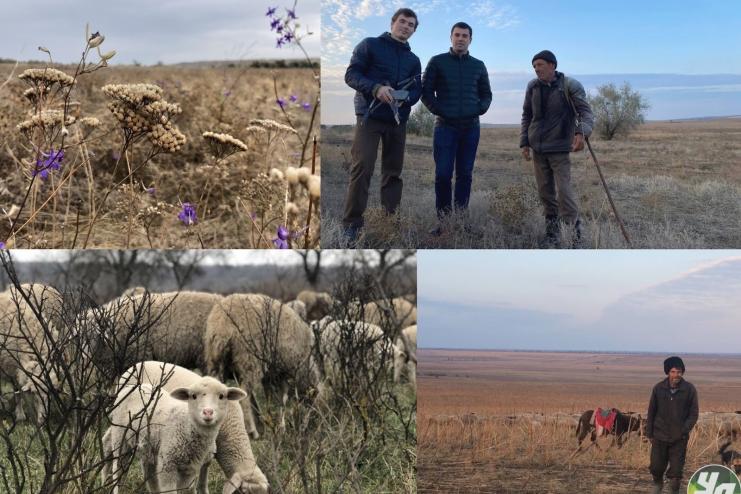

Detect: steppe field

[0,61,319,248]
[321,120,741,248]
[417,349,741,493]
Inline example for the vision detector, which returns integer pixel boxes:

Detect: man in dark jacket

[341,8,422,245]
[520,50,593,246]
[422,22,492,235]
[646,356,699,494]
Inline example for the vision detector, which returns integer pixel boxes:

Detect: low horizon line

[419,347,741,356]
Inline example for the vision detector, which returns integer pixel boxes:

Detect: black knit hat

[664,356,685,374]
[532,50,557,68]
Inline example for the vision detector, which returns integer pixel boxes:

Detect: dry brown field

[0,61,319,248]
[321,120,741,248]
[417,349,741,493]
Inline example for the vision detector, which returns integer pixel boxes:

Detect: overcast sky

[419,251,741,353]
[0,0,320,65]
[322,0,741,124]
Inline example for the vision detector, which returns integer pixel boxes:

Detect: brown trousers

[532,151,579,223]
[342,117,406,228]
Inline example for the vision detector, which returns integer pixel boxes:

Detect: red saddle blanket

[594,407,617,432]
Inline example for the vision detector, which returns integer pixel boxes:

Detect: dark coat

[519,71,594,153]
[646,378,699,443]
[344,32,422,124]
[421,49,492,129]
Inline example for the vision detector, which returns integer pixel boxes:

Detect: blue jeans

[433,124,480,218]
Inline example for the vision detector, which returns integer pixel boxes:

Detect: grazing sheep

[120,286,147,299]
[394,325,417,390]
[90,291,222,372]
[286,299,307,321]
[364,297,417,337]
[296,290,333,321]
[205,293,321,439]
[102,369,246,493]
[315,317,396,387]
[0,283,62,422]
[122,361,268,494]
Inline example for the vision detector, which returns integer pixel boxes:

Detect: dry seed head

[17,110,75,135]
[297,167,310,185]
[245,125,268,135]
[19,68,75,87]
[80,117,100,128]
[248,118,298,134]
[88,34,105,48]
[202,131,248,152]
[23,88,38,104]
[285,166,299,185]
[101,83,163,106]
[308,175,320,199]
[269,167,284,183]
[286,201,300,216]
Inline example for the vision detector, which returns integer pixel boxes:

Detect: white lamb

[102,369,246,493]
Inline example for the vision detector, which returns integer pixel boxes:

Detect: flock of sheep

[0,282,418,493]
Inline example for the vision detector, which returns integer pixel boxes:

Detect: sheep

[314,317,397,388]
[286,299,307,321]
[102,367,247,494]
[296,290,333,321]
[88,290,222,372]
[363,297,417,337]
[394,325,417,390]
[120,286,148,299]
[0,283,62,422]
[121,361,268,494]
[205,293,321,439]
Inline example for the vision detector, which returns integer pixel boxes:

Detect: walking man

[422,22,491,236]
[342,8,422,245]
[520,50,593,246]
[646,356,699,494]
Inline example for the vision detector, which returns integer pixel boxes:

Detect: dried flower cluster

[248,119,298,135]
[243,172,283,217]
[18,68,75,89]
[202,131,248,159]
[102,83,186,152]
[17,110,75,137]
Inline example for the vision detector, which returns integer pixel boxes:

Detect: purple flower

[283,32,294,43]
[276,37,285,48]
[177,202,197,226]
[289,94,298,102]
[270,18,282,31]
[301,102,311,111]
[272,225,290,249]
[286,8,296,19]
[275,24,284,34]
[223,90,231,97]
[0,242,5,250]
[33,148,64,180]
[250,212,257,221]
[276,97,286,109]
[145,187,156,195]
[265,6,277,17]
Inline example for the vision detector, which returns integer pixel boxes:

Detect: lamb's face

[171,377,247,427]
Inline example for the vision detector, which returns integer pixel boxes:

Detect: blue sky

[322,0,741,124]
[0,0,320,65]
[419,251,741,353]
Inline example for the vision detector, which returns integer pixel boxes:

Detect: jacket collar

[380,32,410,50]
[537,70,563,87]
[448,48,470,59]
[659,377,686,390]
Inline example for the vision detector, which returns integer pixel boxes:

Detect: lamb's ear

[226,387,247,401]
[222,473,241,494]
[170,388,191,401]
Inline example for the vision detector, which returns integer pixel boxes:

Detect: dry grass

[0,62,320,248]
[417,350,741,493]
[321,120,741,248]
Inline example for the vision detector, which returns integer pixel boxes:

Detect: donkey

[569,408,646,459]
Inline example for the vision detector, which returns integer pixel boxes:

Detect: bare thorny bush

[0,252,175,493]
[2,1,320,249]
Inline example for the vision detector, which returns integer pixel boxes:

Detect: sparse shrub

[407,103,436,137]
[588,82,649,140]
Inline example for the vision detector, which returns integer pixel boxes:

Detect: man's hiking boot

[669,478,681,494]
[544,215,560,247]
[342,225,361,248]
[650,481,663,494]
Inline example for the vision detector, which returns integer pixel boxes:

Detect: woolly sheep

[90,290,222,372]
[315,317,397,387]
[286,299,307,321]
[122,361,268,494]
[296,290,333,321]
[102,368,246,493]
[394,325,417,390]
[205,293,321,439]
[0,283,62,422]
[363,297,417,337]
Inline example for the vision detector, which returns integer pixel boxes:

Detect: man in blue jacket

[342,8,422,245]
[422,22,492,236]
[520,50,593,246]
